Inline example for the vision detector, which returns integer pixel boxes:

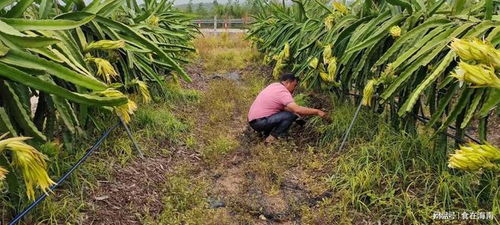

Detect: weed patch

[324,123,498,223]
[202,135,239,164]
[155,170,230,225]
[134,103,189,145]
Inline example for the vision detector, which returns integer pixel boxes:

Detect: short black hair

[280,73,299,82]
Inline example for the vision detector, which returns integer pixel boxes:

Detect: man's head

[280,73,299,93]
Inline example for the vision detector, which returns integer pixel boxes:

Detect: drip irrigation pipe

[8,122,121,225]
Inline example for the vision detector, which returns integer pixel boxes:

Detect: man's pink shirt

[248,83,294,121]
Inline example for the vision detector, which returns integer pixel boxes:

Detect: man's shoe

[264,135,277,145]
[295,118,306,126]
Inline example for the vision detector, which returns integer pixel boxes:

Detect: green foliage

[249,1,500,221]
[293,93,309,106]
[308,99,380,148]
[249,0,499,145]
[0,0,197,214]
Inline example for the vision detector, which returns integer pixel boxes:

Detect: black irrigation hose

[8,122,121,225]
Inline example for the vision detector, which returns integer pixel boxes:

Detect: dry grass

[193,33,261,74]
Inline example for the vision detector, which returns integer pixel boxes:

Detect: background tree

[196,3,208,18]
[213,0,225,17]
[187,0,194,13]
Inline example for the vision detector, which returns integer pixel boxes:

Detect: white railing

[193,16,254,30]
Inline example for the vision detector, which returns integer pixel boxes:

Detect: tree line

[183,0,260,19]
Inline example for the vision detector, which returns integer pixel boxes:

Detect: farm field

[1,32,496,224]
[0,0,499,224]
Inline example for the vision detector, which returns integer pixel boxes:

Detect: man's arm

[285,102,326,117]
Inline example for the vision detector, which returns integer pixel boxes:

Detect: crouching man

[247,73,327,144]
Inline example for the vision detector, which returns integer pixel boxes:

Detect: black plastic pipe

[8,122,120,225]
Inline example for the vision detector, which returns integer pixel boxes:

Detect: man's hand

[286,102,328,118]
[317,110,327,118]
[318,110,332,122]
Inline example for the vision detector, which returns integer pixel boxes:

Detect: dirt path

[74,34,336,225]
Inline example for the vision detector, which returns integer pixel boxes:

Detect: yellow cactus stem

[251,37,265,43]
[362,79,378,106]
[0,135,55,200]
[97,89,137,123]
[0,166,7,180]
[319,72,330,82]
[279,50,286,60]
[323,44,332,63]
[84,40,126,52]
[448,142,500,171]
[272,60,286,79]
[132,79,152,103]
[97,88,125,98]
[116,99,138,123]
[267,18,277,25]
[324,14,335,30]
[263,55,271,64]
[450,38,500,69]
[382,63,394,76]
[450,38,478,61]
[147,15,160,27]
[327,57,337,80]
[308,57,319,69]
[87,57,119,84]
[389,26,401,38]
[332,1,348,15]
[283,42,290,60]
[451,62,500,89]
[380,63,395,83]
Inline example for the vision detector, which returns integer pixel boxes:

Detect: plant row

[0,0,197,208]
[248,0,500,171]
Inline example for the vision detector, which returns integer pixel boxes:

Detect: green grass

[202,135,239,164]
[134,104,189,145]
[301,100,499,224]
[157,172,210,225]
[308,100,381,149]
[140,167,231,225]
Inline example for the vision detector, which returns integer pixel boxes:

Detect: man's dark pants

[249,111,298,138]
